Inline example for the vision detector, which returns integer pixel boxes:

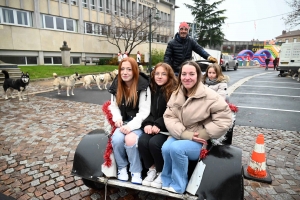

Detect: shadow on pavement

[36,85,111,105]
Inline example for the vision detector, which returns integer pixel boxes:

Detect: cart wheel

[82,178,105,190]
[278,74,282,77]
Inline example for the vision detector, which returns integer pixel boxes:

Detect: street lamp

[148,7,160,73]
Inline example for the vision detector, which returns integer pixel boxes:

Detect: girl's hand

[144,125,153,134]
[151,126,160,134]
[192,132,207,144]
[120,125,131,135]
[115,120,123,128]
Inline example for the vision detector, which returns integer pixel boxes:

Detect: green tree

[184,0,227,48]
[151,49,165,66]
[283,0,300,28]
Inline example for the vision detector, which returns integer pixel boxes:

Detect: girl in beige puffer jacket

[203,63,229,100]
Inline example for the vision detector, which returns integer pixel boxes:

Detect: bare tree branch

[91,7,172,55]
[283,0,300,28]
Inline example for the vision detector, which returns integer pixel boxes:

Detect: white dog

[98,69,118,90]
[139,65,145,73]
[82,75,101,90]
[53,72,82,96]
[292,68,300,82]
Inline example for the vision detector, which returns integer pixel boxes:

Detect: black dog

[1,70,30,100]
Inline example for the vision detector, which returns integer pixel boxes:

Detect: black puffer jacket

[164,33,210,73]
[141,85,168,132]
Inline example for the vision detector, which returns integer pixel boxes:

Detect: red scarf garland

[102,100,116,167]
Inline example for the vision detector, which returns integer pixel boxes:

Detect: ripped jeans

[111,128,143,173]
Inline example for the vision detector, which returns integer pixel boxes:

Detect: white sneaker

[142,168,157,186]
[117,167,128,181]
[131,172,142,185]
[150,172,162,188]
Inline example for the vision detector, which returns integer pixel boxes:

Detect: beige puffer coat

[163,82,232,141]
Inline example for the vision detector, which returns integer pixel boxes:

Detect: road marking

[240,85,300,89]
[228,72,272,96]
[233,92,300,98]
[237,106,300,113]
[249,81,300,84]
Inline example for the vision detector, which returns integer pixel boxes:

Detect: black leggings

[138,133,168,172]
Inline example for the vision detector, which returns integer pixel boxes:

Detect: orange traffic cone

[243,133,272,184]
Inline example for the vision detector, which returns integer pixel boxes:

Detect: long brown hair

[202,63,224,83]
[175,60,202,96]
[116,57,139,108]
[150,63,177,101]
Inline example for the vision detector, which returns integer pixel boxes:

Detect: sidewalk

[0,80,299,200]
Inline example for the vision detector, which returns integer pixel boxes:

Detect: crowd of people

[107,22,232,194]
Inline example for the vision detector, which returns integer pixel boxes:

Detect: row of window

[0,7,32,26]
[57,0,171,25]
[0,56,80,65]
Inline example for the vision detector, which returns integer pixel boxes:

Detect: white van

[192,49,221,65]
[278,42,300,74]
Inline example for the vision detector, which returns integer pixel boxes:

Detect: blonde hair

[202,63,225,83]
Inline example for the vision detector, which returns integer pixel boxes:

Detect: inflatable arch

[253,49,273,66]
[236,50,254,61]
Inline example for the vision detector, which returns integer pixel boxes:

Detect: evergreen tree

[185,0,227,48]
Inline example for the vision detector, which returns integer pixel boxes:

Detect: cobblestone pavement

[0,80,299,200]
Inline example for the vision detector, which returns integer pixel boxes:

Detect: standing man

[118,51,123,64]
[123,51,128,58]
[164,22,217,74]
[273,57,279,70]
[137,51,141,66]
[265,57,270,70]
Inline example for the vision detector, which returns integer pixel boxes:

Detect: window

[60,0,67,3]
[90,0,95,9]
[285,39,289,43]
[82,0,87,8]
[56,17,64,30]
[106,0,110,13]
[132,2,136,17]
[98,0,103,11]
[0,56,37,65]
[126,0,131,17]
[71,0,77,5]
[114,0,118,15]
[294,38,297,42]
[120,0,125,16]
[85,22,108,35]
[71,57,80,64]
[44,57,62,64]
[42,14,76,32]
[0,7,32,26]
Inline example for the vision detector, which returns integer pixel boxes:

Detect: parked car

[220,55,238,71]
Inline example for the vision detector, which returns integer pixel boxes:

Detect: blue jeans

[161,137,203,194]
[111,128,143,173]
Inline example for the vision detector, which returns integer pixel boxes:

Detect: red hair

[116,57,139,108]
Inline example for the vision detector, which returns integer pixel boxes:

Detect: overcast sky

[174,0,300,41]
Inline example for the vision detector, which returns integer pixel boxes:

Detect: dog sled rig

[71,98,243,200]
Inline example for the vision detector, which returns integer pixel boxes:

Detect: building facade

[275,30,300,44]
[0,0,177,65]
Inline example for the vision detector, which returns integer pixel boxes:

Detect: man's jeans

[161,137,203,193]
[111,128,143,173]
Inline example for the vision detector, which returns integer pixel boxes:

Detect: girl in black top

[138,63,177,188]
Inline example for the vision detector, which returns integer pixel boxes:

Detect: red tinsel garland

[200,149,209,159]
[102,100,116,167]
[228,103,239,113]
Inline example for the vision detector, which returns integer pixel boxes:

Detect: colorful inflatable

[236,49,274,67]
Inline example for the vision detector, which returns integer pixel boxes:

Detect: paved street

[0,70,299,200]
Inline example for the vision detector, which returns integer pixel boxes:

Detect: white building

[0,0,178,65]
